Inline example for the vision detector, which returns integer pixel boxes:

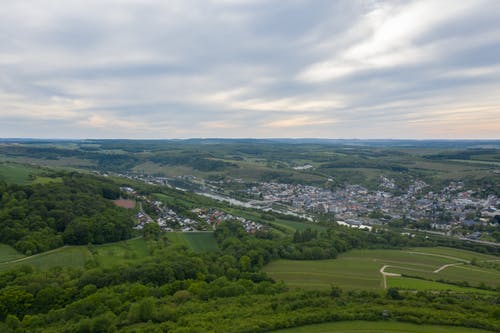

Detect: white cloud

[298,0,479,82]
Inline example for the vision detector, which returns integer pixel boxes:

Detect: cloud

[0,0,499,139]
[298,0,480,82]
[264,116,336,128]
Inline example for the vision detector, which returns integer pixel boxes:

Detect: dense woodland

[0,174,134,255]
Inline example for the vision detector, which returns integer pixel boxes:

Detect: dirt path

[433,262,463,273]
[380,265,401,289]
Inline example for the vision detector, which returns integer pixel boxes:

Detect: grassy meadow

[0,238,150,271]
[0,162,63,185]
[0,246,89,271]
[0,244,25,263]
[166,232,219,252]
[264,247,500,292]
[0,162,41,185]
[0,232,219,272]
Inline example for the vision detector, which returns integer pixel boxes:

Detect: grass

[0,162,63,185]
[0,238,152,271]
[0,244,25,263]
[387,276,495,294]
[264,257,382,291]
[407,246,498,262]
[264,247,500,292]
[94,237,151,267]
[0,246,90,271]
[0,213,215,270]
[270,220,326,232]
[166,232,219,252]
[0,163,40,185]
[32,176,63,184]
[270,320,496,333]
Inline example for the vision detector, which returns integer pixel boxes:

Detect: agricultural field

[269,219,327,232]
[387,277,494,294]
[32,176,63,184]
[0,162,41,185]
[0,244,25,263]
[264,247,500,292]
[270,321,497,333]
[93,237,151,267]
[11,231,220,259]
[166,232,219,252]
[113,199,136,209]
[0,238,151,271]
[0,246,89,272]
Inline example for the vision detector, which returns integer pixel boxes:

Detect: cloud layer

[1,0,499,139]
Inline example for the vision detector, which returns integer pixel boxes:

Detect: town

[115,172,500,242]
[120,186,265,234]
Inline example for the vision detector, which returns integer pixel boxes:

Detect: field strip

[274,271,379,281]
[372,258,437,268]
[384,265,433,274]
[434,263,463,273]
[0,246,70,265]
[356,257,441,269]
[406,251,470,263]
[452,265,494,274]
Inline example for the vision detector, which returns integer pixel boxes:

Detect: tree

[143,222,161,240]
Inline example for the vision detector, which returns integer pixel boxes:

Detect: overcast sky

[1,0,499,139]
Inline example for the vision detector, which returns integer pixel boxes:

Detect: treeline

[150,153,238,171]
[213,220,443,264]
[0,173,134,254]
[0,145,237,173]
[424,148,498,161]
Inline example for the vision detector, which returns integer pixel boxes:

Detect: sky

[1,0,499,139]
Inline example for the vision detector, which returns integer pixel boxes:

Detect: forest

[0,173,134,255]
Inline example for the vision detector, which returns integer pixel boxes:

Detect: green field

[0,234,218,272]
[0,244,25,263]
[264,247,500,291]
[265,257,382,290]
[32,176,63,184]
[0,162,41,185]
[387,276,495,294]
[270,321,496,333]
[93,237,151,266]
[166,232,219,252]
[0,238,151,271]
[0,246,89,271]
[270,219,326,232]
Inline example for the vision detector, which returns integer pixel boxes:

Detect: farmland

[264,247,500,292]
[270,321,497,333]
[0,238,150,271]
[0,162,64,185]
[0,244,25,263]
[0,162,41,185]
[113,199,136,209]
[0,232,219,272]
[166,232,219,252]
[0,246,89,271]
